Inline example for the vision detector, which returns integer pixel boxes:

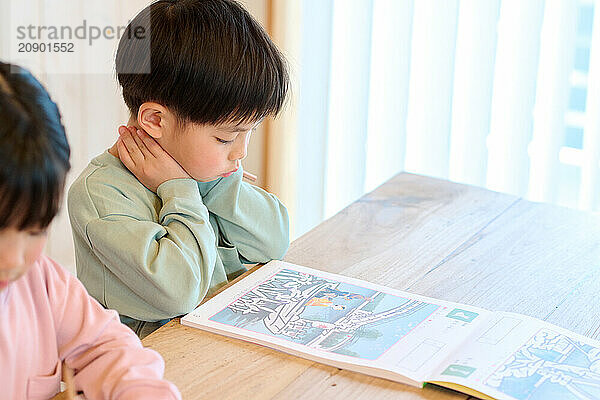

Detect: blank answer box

[397,339,445,372]
[477,317,521,345]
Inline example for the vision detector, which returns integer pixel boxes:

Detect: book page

[429,311,600,400]
[182,261,492,384]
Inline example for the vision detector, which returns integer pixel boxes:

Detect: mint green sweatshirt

[68,151,289,322]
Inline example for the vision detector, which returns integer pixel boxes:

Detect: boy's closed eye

[214,123,259,145]
[215,129,243,145]
[215,137,234,144]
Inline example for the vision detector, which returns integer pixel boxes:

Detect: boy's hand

[116,126,191,193]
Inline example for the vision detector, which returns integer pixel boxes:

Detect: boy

[0,61,180,400]
[68,0,290,338]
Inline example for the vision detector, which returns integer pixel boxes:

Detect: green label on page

[446,308,479,323]
[441,364,476,378]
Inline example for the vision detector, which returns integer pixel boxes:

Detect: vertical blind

[294,0,600,237]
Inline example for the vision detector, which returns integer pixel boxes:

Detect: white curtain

[293,0,600,237]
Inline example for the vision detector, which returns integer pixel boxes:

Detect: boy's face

[0,227,47,292]
[158,120,257,182]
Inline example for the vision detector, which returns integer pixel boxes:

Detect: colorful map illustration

[485,329,600,400]
[209,268,439,360]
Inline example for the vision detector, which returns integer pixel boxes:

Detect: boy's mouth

[221,167,239,177]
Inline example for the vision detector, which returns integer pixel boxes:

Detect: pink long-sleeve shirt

[0,255,181,400]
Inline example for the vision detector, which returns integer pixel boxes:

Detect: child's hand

[116,126,191,193]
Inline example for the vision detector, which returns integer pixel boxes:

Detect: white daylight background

[290,0,600,237]
[0,0,599,274]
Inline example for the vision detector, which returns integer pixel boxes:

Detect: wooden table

[142,172,600,400]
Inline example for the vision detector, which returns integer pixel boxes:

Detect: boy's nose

[229,141,248,161]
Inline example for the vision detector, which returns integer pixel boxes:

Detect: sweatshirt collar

[92,150,127,169]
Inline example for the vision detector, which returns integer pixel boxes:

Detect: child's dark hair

[116,0,289,126]
[0,62,70,230]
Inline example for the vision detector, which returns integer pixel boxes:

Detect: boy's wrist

[157,178,203,201]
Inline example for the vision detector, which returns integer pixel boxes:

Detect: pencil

[63,364,75,400]
[242,170,257,182]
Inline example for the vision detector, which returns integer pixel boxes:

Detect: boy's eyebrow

[226,126,249,133]
[223,120,263,133]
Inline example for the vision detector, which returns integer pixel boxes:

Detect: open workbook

[182,261,600,400]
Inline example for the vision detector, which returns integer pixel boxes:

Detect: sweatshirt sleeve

[44,258,181,400]
[198,166,290,263]
[74,177,218,319]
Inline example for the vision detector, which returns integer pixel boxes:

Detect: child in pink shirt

[0,62,181,400]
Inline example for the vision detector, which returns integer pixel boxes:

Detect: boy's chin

[194,175,222,183]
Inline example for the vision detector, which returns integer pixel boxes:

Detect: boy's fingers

[138,130,162,157]
[119,130,144,164]
[132,129,151,157]
[116,139,136,169]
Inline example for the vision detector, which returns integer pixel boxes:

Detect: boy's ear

[137,102,173,139]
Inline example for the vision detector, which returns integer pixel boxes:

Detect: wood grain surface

[142,173,600,400]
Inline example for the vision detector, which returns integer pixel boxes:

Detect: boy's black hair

[0,62,71,230]
[116,0,289,126]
